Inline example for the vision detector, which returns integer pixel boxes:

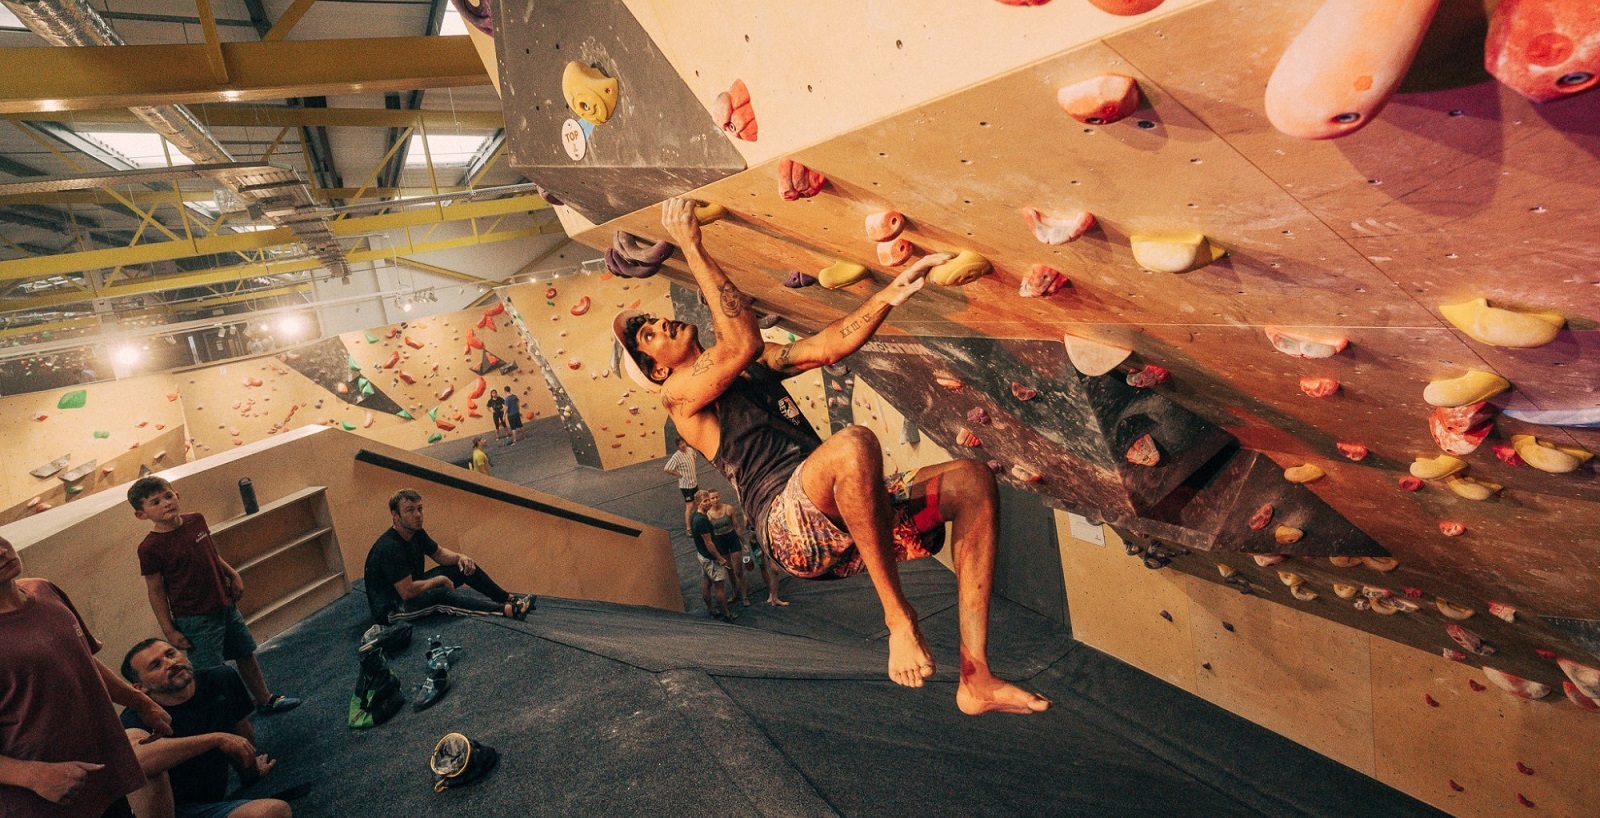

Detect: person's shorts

[175,800,255,818]
[765,463,946,580]
[696,554,729,583]
[507,412,524,430]
[173,604,257,670]
[679,487,698,502]
[492,412,507,429]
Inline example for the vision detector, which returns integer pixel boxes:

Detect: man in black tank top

[613,198,1049,717]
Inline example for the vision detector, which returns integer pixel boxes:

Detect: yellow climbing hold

[1410,454,1467,480]
[694,202,727,225]
[1283,463,1326,484]
[562,61,619,124]
[1130,234,1224,273]
[1422,369,1510,408]
[1063,333,1133,377]
[1446,476,1502,501]
[818,260,870,290]
[927,250,992,286]
[1511,434,1594,474]
[1439,298,1564,348]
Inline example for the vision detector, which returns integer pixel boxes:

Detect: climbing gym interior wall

[487,0,1600,813]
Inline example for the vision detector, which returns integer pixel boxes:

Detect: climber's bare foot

[887,623,935,688]
[957,671,1051,715]
[767,598,789,606]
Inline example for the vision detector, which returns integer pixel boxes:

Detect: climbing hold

[1222,622,1236,632]
[398,371,416,385]
[694,202,727,225]
[966,407,990,426]
[427,432,442,443]
[1126,434,1161,466]
[382,351,401,369]
[1252,554,1286,567]
[1263,0,1439,139]
[778,159,827,200]
[167,392,179,402]
[56,389,86,409]
[1291,585,1319,602]
[1424,694,1440,707]
[1485,0,1600,103]
[1265,326,1348,358]
[1021,208,1096,245]
[1131,234,1223,273]
[956,428,982,448]
[469,377,486,399]
[1558,657,1600,701]
[936,376,964,390]
[865,211,906,242]
[363,411,375,429]
[927,250,992,286]
[1423,370,1510,408]
[1125,365,1169,389]
[1398,475,1425,491]
[818,260,870,290]
[1247,504,1274,531]
[1056,73,1141,125]
[1011,382,1038,401]
[562,61,619,124]
[1440,298,1565,348]
[1447,623,1495,656]
[1511,434,1594,473]
[1088,0,1164,13]
[464,329,484,351]
[1429,402,1496,456]
[1410,454,1467,480]
[1283,463,1325,484]
[758,314,784,329]
[614,231,675,267]
[1274,526,1304,545]
[877,239,915,267]
[1517,793,1536,809]
[1492,444,1524,467]
[1567,681,1600,712]
[783,270,818,288]
[340,421,357,431]
[435,420,456,432]
[605,248,663,279]
[1333,583,1360,599]
[437,384,455,401]
[1489,601,1517,623]
[1063,333,1132,376]
[397,409,414,420]
[545,287,558,299]
[1436,599,1476,620]
[1018,264,1069,298]
[1010,465,1042,483]
[1443,649,1467,662]
[1363,585,1393,600]
[1447,476,1501,501]
[1535,648,1557,661]
[365,332,380,344]
[1299,377,1340,398]
[571,296,592,316]
[710,79,758,140]
[1336,442,1368,461]
[1483,667,1552,699]
[1158,609,1173,622]
[1217,564,1238,578]
[1439,521,1467,537]
[1361,556,1399,572]
[384,327,401,339]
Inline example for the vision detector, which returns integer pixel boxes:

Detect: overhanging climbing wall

[496,0,747,224]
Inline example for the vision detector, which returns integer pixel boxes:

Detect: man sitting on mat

[363,490,535,627]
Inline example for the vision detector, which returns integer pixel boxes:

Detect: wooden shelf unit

[210,486,347,642]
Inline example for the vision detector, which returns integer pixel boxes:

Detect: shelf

[235,526,333,574]
[245,573,348,643]
[209,485,328,539]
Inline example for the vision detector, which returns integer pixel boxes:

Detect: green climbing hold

[427,406,439,421]
[356,376,374,396]
[396,409,414,420]
[93,430,110,439]
[547,301,555,307]
[348,356,362,370]
[66,485,83,495]
[427,432,443,443]
[57,389,87,409]
[365,332,380,344]
[341,421,357,431]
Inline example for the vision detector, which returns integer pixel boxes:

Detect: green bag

[348,649,405,729]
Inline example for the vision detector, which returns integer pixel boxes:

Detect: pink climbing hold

[778,159,827,200]
[1398,475,1424,491]
[1019,264,1070,299]
[711,79,758,141]
[1125,365,1170,389]
[877,238,914,267]
[1057,74,1141,125]
[1299,377,1340,398]
[1439,521,1466,537]
[1468,679,1487,691]
[966,407,990,426]
[1336,442,1369,461]
[1429,402,1496,456]
[865,211,906,242]
[1484,0,1600,103]
[1011,382,1038,401]
[1021,208,1096,245]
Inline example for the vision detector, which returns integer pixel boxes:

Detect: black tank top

[710,363,821,545]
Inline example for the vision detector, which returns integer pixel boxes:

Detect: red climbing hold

[1469,679,1487,691]
[778,159,826,200]
[398,371,416,385]
[1493,443,1524,466]
[545,287,558,299]
[1019,264,1070,298]
[1089,0,1164,14]
[1535,648,1556,660]
[1398,475,1424,491]
[1247,504,1274,531]
[1336,441,1368,461]
[1448,780,1464,792]
[484,302,505,318]
[1299,377,1340,398]
[436,420,456,432]
[465,328,485,351]
[1517,793,1535,808]
[1126,365,1170,389]
[711,79,758,141]
[571,296,592,316]
[1424,693,1440,707]
[1440,521,1466,537]
[382,351,401,369]
[1011,383,1038,401]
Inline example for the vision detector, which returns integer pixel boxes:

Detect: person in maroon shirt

[0,534,173,817]
[128,478,301,717]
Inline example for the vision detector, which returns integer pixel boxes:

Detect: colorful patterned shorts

[764,462,946,580]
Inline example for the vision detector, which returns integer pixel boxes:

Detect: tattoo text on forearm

[837,302,891,339]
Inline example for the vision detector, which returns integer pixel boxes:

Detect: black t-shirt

[709,363,821,547]
[121,666,252,806]
[690,512,719,561]
[364,527,441,624]
[486,395,505,417]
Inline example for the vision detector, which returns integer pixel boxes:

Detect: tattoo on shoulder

[690,355,714,376]
[717,282,747,317]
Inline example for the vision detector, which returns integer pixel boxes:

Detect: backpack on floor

[349,648,406,729]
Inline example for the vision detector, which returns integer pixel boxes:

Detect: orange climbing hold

[1057,74,1141,125]
[1485,0,1600,103]
[956,428,982,448]
[1439,521,1466,537]
[1429,402,1496,456]
[865,211,906,242]
[877,238,914,267]
[778,159,827,200]
[1089,0,1164,14]
[1125,365,1169,389]
[398,371,416,385]
[711,79,759,141]
[436,420,456,432]
[1336,442,1368,461]
[571,296,592,316]
[469,377,486,400]
[404,336,424,350]
[1299,377,1340,398]
[1019,264,1069,298]
[465,329,484,351]
[1248,504,1274,530]
[382,351,401,369]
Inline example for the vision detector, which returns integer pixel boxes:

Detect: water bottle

[238,478,259,515]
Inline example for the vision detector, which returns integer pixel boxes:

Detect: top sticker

[561,118,587,161]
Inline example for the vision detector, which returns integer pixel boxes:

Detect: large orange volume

[1485,0,1600,102]
[1264,0,1441,139]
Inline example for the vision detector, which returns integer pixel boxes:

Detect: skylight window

[402,134,488,168]
[439,4,468,36]
[79,132,193,168]
[1,7,26,30]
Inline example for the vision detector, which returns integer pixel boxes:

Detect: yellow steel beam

[263,0,318,42]
[4,106,504,130]
[0,315,99,341]
[1,223,557,311]
[0,36,487,114]
[0,189,217,207]
[169,282,309,311]
[394,258,484,284]
[194,0,229,84]
[314,186,474,200]
[0,196,550,282]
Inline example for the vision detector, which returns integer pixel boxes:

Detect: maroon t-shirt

[0,578,146,818]
[137,512,230,617]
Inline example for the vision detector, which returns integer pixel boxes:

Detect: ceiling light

[112,345,140,367]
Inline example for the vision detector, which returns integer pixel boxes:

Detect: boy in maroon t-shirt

[127,478,301,716]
